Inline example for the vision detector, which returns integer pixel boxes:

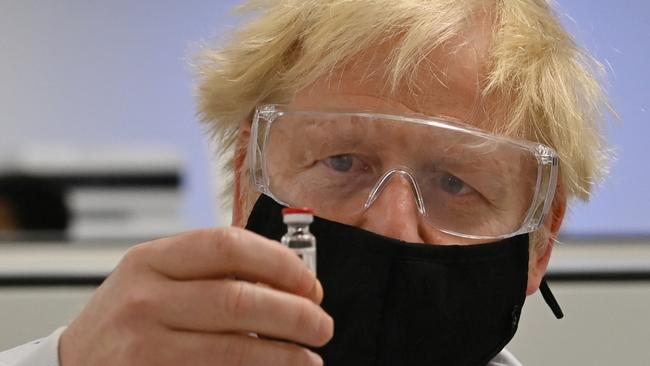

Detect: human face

[233,15,564,294]
[272,27,501,244]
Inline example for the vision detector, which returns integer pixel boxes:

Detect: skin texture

[58,12,565,366]
[60,229,332,366]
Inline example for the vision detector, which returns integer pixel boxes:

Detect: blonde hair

[195,0,610,223]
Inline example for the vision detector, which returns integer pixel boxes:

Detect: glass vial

[281,207,317,274]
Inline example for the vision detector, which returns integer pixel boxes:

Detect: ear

[526,183,566,295]
[231,120,252,227]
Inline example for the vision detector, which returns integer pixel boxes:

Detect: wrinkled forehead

[268,111,516,169]
[290,9,500,132]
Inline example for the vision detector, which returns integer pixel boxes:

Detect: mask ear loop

[539,278,564,319]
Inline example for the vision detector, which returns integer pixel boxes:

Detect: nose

[356,171,429,243]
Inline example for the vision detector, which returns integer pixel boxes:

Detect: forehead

[290,9,497,130]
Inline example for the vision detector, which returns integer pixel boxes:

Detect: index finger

[138,227,322,303]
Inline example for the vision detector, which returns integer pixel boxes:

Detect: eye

[324,154,355,172]
[439,174,475,195]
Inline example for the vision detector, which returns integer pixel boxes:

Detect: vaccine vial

[281,207,317,274]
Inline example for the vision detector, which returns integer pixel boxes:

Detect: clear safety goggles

[250,104,559,240]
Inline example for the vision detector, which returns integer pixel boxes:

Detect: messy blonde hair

[195,0,609,228]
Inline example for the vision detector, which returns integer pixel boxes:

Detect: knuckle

[274,247,311,293]
[119,288,158,322]
[119,243,150,270]
[209,227,244,263]
[225,281,255,319]
[293,298,318,333]
[118,241,165,277]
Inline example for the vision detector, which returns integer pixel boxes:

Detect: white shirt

[0,328,65,366]
[0,328,522,366]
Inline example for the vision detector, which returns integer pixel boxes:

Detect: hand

[59,227,333,366]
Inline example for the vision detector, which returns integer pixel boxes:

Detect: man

[0,0,608,365]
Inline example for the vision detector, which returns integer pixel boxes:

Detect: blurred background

[1,0,236,242]
[0,1,648,365]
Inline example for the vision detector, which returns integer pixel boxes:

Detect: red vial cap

[282,207,314,215]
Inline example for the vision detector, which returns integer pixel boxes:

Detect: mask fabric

[245,194,529,366]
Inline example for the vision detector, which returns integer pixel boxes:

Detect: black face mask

[246,194,561,366]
